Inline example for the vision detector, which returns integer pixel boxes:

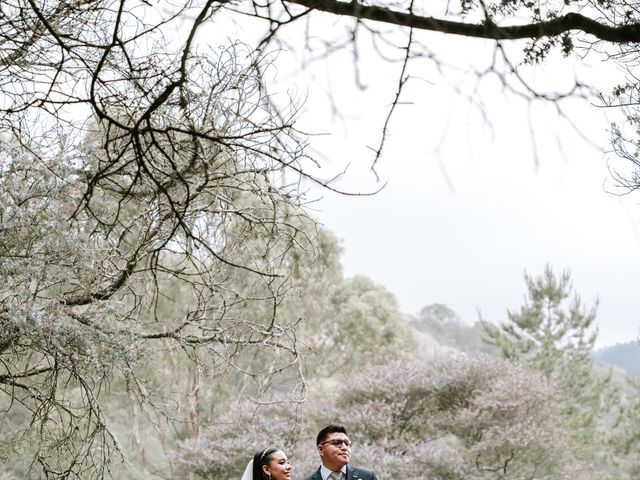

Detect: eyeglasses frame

[318,438,352,448]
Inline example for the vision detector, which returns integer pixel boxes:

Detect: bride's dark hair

[252,447,280,480]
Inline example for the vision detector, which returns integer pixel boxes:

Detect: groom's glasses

[320,439,352,448]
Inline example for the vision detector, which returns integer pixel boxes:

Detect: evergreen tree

[482,265,617,475]
[613,377,640,477]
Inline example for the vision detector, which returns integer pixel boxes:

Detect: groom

[304,424,378,480]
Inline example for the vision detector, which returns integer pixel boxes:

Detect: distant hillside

[408,303,497,356]
[593,341,640,378]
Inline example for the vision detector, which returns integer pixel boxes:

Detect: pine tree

[482,265,616,475]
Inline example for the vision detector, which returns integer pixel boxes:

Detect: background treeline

[2,217,639,479]
[593,342,640,379]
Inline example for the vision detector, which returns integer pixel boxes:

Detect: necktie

[329,472,343,480]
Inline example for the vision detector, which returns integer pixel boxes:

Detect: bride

[241,447,292,480]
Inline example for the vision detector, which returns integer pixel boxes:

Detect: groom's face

[318,432,352,470]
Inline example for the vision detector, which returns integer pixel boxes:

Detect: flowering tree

[173,399,304,479]
[316,355,586,480]
[174,354,587,479]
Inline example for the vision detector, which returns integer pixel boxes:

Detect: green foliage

[482,265,597,371]
[612,378,640,477]
[310,275,416,374]
[482,265,618,475]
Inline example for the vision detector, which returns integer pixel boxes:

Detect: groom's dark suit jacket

[304,465,378,480]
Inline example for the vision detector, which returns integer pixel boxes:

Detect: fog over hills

[593,341,640,379]
[408,304,639,380]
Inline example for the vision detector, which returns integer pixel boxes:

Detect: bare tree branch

[282,0,640,43]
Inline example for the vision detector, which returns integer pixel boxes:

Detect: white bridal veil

[241,459,254,480]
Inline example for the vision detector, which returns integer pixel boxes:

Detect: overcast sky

[279,32,640,349]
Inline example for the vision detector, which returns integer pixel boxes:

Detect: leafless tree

[0,2,327,477]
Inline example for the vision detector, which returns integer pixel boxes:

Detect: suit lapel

[346,466,356,480]
[346,466,365,480]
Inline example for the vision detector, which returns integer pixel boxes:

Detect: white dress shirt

[320,464,347,480]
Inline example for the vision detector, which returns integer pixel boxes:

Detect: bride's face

[263,450,292,480]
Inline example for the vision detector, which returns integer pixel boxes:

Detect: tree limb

[285,0,640,43]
